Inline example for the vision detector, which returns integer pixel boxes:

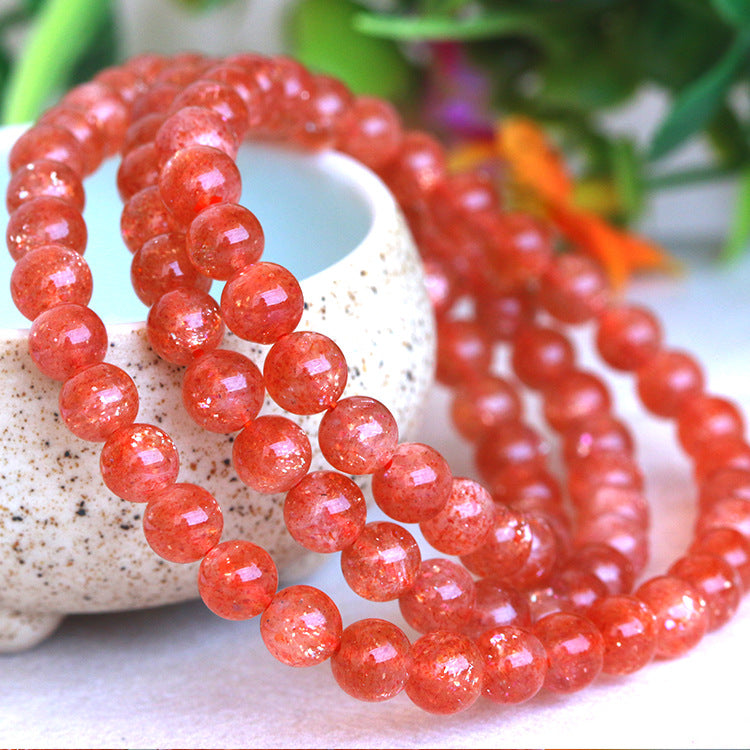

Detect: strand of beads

[6,51,749,715]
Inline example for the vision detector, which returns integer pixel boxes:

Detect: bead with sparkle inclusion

[260,585,342,667]
[198,539,278,620]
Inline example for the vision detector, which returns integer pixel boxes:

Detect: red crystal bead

[11,244,92,320]
[187,202,264,280]
[9,123,84,176]
[159,145,242,227]
[146,287,224,366]
[198,539,278,620]
[539,253,609,324]
[511,325,576,390]
[233,415,312,494]
[122,113,166,155]
[59,362,139,442]
[567,451,643,509]
[260,585,342,667]
[398,558,476,634]
[143,482,223,563]
[690,527,750,589]
[340,521,421,601]
[264,331,348,415]
[283,470,367,553]
[318,396,398,474]
[290,73,353,150]
[477,625,547,704]
[534,611,604,693]
[475,285,535,342]
[330,618,411,702]
[62,80,129,156]
[155,106,238,165]
[170,79,250,142]
[562,413,634,464]
[116,142,160,201]
[596,304,662,371]
[475,421,548,488]
[405,631,484,715]
[699,468,750,511]
[419,477,494,556]
[696,495,750,541]
[637,349,705,418]
[635,575,709,659]
[182,349,264,433]
[6,159,85,213]
[99,422,180,502]
[28,303,107,381]
[435,318,492,386]
[677,394,745,457]
[336,96,403,170]
[542,369,612,433]
[486,212,554,282]
[372,442,452,523]
[586,595,657,675]
[450,375,522,443]
[37,107,105,175]
[463,579,532,639]
[380,131,447,207]
[131,82,180,121]
[221,262,303,344]
[569,543,635,596]
[694,436,750,483]
[502,513,560,590]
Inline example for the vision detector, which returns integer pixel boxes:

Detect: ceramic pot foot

[0,608,63,652]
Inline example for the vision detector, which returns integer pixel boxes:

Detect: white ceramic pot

[0,128,436,651]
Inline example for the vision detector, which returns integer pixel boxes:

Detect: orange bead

[290,73,353,150]
[450,375,522,443]
[462,579,531,639]
[38,107,105,175]
[62,80,129,156]
[502,513,560,590]
[677,394,745,457]
[562,413,634,464]
[9,123,84,176]
[637,349,705,418]
[542,369,611,433]
[116,142,160,201]
[539,253,609,324]
[511,325,575,390]
[155,105,238,165]
[380,131,447,207]
[336,96,403,170]
[690,527,750,590]
[170,79,250,142]
[120,185,180,254]
[596,304,662,371]
[435,318,492,386]
[6,159,85,213]
[122,113,166,155]
[475,421,548,488]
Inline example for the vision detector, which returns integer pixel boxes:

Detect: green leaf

[711,0,750,27]
[289,0,413,100]
[722,166,750,261]
[610,138,645,222]
[650,32,750,160]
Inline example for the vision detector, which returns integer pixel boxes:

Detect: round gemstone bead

[677,394,745,457]
[637,349,705,418]
[503,513,560,590]
[699,468,750,511]
[337,96,403,170]
[690,527,750,589]
[131,82,180,120]
[475,422,548,488]
[553,567,608,614]
[116,142,160,201]
[562,413,634,464]
[233,415,312,494]
[487,212,554,282]
[182,349,264,433]
[37,107,105,175]
[283,471,366,553]
[146,287,224,366]
[450,375,522,443]
[318,396,398,474]
[330,618,411,702]
[635,575,709,659]
[596,304,662,371]
[696,496,750,541]
[539,253,609,324]
[380,131,447,206]
[11,244,92,321]
[463,578,532,639]
[542,369,612,433]
[398,558,476,634]
[511,325,576,390]
[59,363,139,442]
[120,185,180,254]
[170,80,250,141]
[405,631,484,715]
[569,543,635,596]
[7,195,87,261]
[28,303,107,381]
[9,123,84,176]
[221,262,303,344]
[143,482,223,563]
[534,611,604,693]
[477,625,547,704]
[94,65,146,105]
[155,106,238,165]
[576,512,649,573]
[260,585,342,667]
[694,437,750,483]
[668,554,742,631]
[159,145,242,227]
[131,232,212,306]
[198,540,278,620]
[6,159,85,213]
[291,73,353,150]
[62,80,129,155]
[122,113,166,155]
[187,202,264,280]
[100,423,180,502]
[567,451,643,510]
[264,331,348,415]
[475,286,535,341]
[586,595,658,675]
[372,442,452,523]
[419,477,494,556]
[435,318,492,386]
[340,521,421,601]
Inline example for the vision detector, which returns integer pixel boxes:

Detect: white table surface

[3,242,750,749]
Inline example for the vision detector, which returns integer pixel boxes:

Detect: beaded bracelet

[6,50,750,715]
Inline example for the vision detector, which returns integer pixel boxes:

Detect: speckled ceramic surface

[0,132,436,651]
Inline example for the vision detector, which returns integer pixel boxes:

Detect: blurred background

[0,0,747,260]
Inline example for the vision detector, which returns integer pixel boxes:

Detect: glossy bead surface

[37,107,104,174]
[187,202,264,280]
[283,471,366,553]
[147,287,224,366]
[155,106,238,164]
[419,477,494,556]
[637,350,705,418]
[6,159,85,213]
[372,442,452,523]
[694,437,750,483]
[340,521,421,601]
[28,303,107,381]
[450,375,522,442]
[463,579,532,639]
[221,262,303,343]
[11,244,92,320]
[534,612,604,693]
[569,543,635,596]
[182,349,264,433]
[511,325,575,390]
[59,363,139,442]
[477,626,547,704]
[7,195,87,260]
[405,631,484,715]
[121,185,180,254]
[318,396,398,474]
[635,576,708,659]
[331,619,411,702]
[696,496,750,541]
[62,80,128,155]
[337,96,403,169]
[435,318,492,386]
[596,304,662,370]
[170,79,250,141]
[198,540,278,620]
[100,423,180,502]
[116,142,160,201]
[587,595,658,675]
[233,415,312,494]
[562,413,634,464]
[539,253,609,324]
[399,558,475,634]
[677,395,745,457]
[475,422,548,487]
[690,527,750,589]
[260,585,342,667]
[567,451,643,509]
[381,131,447,206]
[502,513,560,590]
[159,145,242,227]
[143,482,223,563]
[264,331,348,415]
[542,369,611,433]
[9,123,84,176]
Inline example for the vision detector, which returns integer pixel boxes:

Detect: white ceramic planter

[0,129,436,651]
